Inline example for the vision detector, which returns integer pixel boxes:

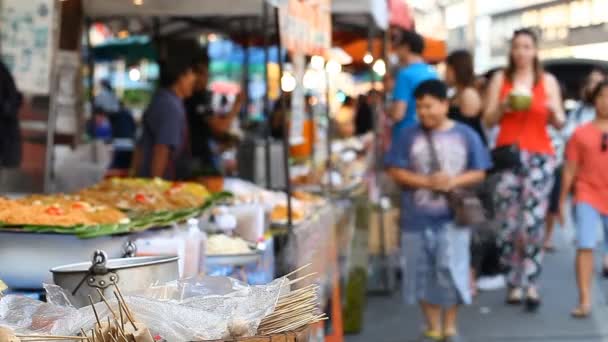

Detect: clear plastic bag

[0,276,288,341]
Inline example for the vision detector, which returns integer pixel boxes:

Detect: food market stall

[0,1,394,341]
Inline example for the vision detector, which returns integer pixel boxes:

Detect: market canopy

[91,36,156,63]
[83,0,388,29]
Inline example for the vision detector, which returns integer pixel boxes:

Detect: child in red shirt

[561,80,608,318]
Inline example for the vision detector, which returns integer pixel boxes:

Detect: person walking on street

[386,80,491,341]
[389,30,438,147]
[445,49,489,298]
[445,50,486,144]
[544,68,607,251]
[483,28,565,311]
[560,80,608,318]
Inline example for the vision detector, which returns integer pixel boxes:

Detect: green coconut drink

[509,86,533,111]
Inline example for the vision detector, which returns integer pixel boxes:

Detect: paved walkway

[346,225,608,342]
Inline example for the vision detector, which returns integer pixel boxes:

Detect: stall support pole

[325,70,332,192]
[275,8,293,228]
[262,1,272,189]
[241,19,251,125]
[85,17,94,115]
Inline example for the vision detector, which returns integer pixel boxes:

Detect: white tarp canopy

[84,0,388,29]
[83,0,266,18]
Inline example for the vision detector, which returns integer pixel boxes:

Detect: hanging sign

[0,0,56,95]
[279,0,331,56]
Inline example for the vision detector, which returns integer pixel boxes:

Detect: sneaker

[477,275,506,291]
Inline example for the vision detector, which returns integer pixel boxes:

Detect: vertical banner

[289,52,306,146]
[279,0,332,56]
[0,0,56,95]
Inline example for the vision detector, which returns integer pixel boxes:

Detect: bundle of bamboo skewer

[257,265,327,336]
[78,285,155,342]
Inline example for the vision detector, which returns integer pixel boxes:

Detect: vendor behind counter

[133,58,196,180]
[185,58,243,178]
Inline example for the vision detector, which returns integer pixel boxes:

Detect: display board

[278,0,331,56]
[0,0,56,95]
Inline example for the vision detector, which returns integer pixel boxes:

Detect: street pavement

[346,223,608,342]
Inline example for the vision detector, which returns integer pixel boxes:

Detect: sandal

[421,330,443,341]
[506,287,523,305]
[571,305,591,319]
[525,287,541,312]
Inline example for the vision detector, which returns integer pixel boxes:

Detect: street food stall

[0,0,396,340]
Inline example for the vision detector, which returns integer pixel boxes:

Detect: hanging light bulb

[363,52,374,64]
[303,70,320,90]
[310,55,325,70]
[133,0,143,5]
[281,72,297,92]
[373,59,386,77]
[325,60,341,75]
[128,67,141,81]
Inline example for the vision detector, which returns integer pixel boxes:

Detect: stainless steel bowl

[51,251,178,308]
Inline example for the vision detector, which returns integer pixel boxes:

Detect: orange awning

[340,36,447,67]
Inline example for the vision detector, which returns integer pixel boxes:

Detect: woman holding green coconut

[483,28,566,311]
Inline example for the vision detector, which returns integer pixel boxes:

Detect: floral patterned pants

[494,151,556,287]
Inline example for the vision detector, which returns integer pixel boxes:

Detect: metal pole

[242,19,250,126]
[325,69,332,193]
[275,7,293,228]
[85,18,94,113]
[262,1,272,189]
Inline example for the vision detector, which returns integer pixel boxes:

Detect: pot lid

[50,256,178,274]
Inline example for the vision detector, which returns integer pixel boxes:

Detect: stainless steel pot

[51,251,178,308]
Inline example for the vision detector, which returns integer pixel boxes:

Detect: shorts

[574,202,608,250]
[548,165,563,214]
[401,224,471,307]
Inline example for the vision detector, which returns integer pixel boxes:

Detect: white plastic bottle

[182,218,203,278]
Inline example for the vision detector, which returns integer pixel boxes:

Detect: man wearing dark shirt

[185,58,243,177]
[133,59,196,179]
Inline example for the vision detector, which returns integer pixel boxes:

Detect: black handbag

[490,144,521,172]
[489,106,534,172]
[424,130,487,227]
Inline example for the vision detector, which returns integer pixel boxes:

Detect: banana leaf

[0,191,233,239]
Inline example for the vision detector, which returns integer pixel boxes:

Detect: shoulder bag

[424,130,487,227]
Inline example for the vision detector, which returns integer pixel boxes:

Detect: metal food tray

[205,249,263,266]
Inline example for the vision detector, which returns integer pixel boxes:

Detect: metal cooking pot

[51,250,178,308]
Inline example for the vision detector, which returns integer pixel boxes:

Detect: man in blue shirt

[389,30,438,145]
[133,59,196,179]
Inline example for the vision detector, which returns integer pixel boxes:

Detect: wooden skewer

[113,317,125,335]
[17,336,88,340]
[95,288,118,318]
[96,325,106,342]
[287,272,318,286]
[112,282,134,319]
[88,295,102,328]
[113,291,126,331]
[80,328,92,342]
[283,263,312,279]
[115,294,138,331]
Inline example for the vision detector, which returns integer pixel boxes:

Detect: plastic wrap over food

[0,277,287,341]
[0,293,84,335]
[285,204,337,306]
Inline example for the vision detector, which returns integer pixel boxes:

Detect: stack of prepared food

[0,178,229,239]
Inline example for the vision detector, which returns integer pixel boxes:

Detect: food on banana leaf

[79,178,210,212]
[0,196,127,227]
